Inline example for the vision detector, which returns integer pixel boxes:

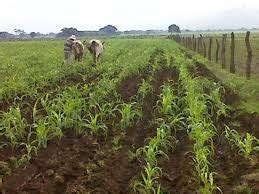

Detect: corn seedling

[0,106,27,148]
[84,113,107,136]
[32,118,51,148]
[207,87,228,120]
[179,63,220,193]
[224,126,259,160]
[112,136,123,152]
[18,133,38,164]
[199,171,222,194]
[119,103,142,130]
[133,162,162,194]
[18,142,37,165]
[137,79,153,102]
[156,84,177,116]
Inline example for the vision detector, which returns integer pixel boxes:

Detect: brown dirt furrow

[2,133,105,194]
[159,131,198,193]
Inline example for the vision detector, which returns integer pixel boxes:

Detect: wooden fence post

[192,35,195,50]
[245,31,252,79]
[208,38,212,61]
[200,34,203,54]
[230,32,235,73]
[194,38,197,51]
[202,37,207,58]
[221,34,227,69]
[216,39,220,63]
[197,37,200,53]
[189,37,192,49]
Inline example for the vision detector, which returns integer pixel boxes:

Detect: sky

[1,0,259,33]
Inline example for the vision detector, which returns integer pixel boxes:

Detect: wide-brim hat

[69,35,76,40]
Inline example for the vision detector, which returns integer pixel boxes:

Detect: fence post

[221,34,227,69]
[230,32,235,73]
[194,38,197,51]
[245,31,252,79]
[216,39,220,63]
[192,35,195,50]
[200,34,203,54]
[203,38,207,58]
[197,37,200,53]
[208,38,212,61]
[189,37,192,49]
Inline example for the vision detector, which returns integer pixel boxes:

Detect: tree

[168,24,181,34]
[56,27,79,37]
[99,25,118,34]
[13,29,26,38]
[30,32,37,38]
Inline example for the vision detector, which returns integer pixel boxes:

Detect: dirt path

[159,131,198,193]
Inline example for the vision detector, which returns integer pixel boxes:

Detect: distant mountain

[0,32,15,39]
[191,8,259,30]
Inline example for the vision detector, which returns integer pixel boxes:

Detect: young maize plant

[118,103,142,130]
[89,101,119,126]
[136,79,153,103]
[188,121,216,148]
[134,121,178,193]
[47,110,63,140]
[155,83,185,132]
[179,62,222,194]
[224,126,259,160]
[133,162,162,194]
[62,97,83,128]
[18,132,38,165]
[136,138,168,167]
[157,84,176,116]
[32,118,51,148]
[83,113,108,136]
[0,106,27,148]
[204,82,228,120]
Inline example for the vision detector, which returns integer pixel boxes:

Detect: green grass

[193,53,259,113]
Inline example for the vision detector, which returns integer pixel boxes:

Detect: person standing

[64,35,76,64]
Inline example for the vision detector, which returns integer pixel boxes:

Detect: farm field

[1,38,259,193]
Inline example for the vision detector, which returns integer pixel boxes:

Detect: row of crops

[1,39,259,193]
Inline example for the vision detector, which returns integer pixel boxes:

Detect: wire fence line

[171,31,259,79]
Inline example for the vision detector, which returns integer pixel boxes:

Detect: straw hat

[69,35,76,40]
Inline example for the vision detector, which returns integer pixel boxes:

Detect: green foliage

[133,162,162,194]
[137,79,153,102]
[224,126,259,160]
[118,103,142,130]
[0,107,27,147]
[32,118,51,148]
[84,113,108,136]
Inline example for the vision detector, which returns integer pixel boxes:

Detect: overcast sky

[1,0,259,33]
